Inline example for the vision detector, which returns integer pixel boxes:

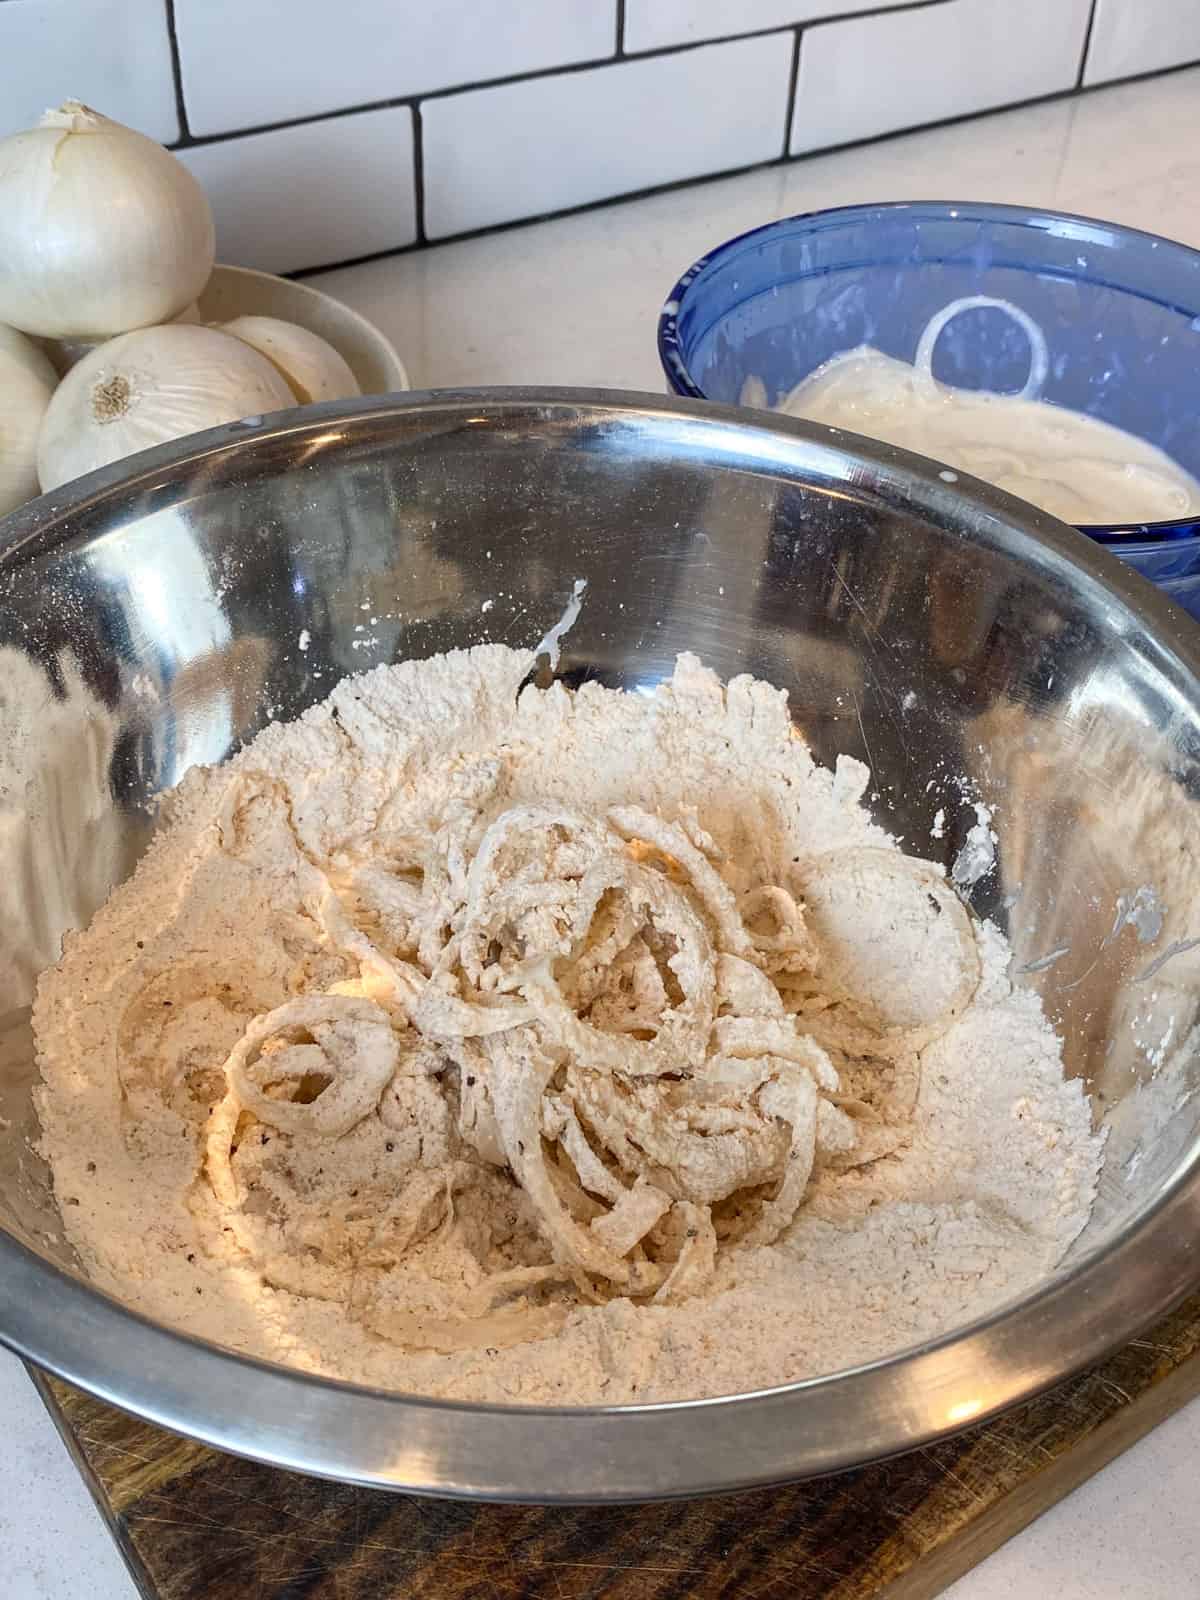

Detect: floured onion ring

[483,1035,662,1290]
[525,858,717,1079]
[608,806,756,960]
[317,888,425,1013]
[225,994,399,1138]
[795,847,980,1048]
[116,960,282,1125]
[189,774,987,1343]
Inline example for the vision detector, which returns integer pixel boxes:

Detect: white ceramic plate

[43,265,409,396]
[197,264,408,395]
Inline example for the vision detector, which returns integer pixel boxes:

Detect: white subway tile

[178,107,416,275]
[1084,0,1200,86]
[174,0,616,138]
[625,0,922,54]
[0,0,178,143]
[791,0,1091,154]
[422,35,792,239]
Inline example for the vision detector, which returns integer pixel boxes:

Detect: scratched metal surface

[35,1287,1200,1598]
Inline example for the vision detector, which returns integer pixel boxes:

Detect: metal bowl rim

[3,385,1199,1500]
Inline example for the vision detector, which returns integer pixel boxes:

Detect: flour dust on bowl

[659,202,1200,618]
[1,390,1199,1500]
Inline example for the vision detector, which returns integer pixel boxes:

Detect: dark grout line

[411,103,427,246]
[289,57,1200,285]
[620,0,951,59]
[167,54,622,151]
[787,0,951,37]
[170,95,410,150]
[794,91,1066,165]
[782,28,803,161]
[291,148,807,281]
[1076,0,1100,90]
[791,52,1200,163]
[291,240,423,279]
[615,0,626,58]
[169,7,952,152]
[162,0,191,142]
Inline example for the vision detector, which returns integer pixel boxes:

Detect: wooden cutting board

[32,1289,1200,1600]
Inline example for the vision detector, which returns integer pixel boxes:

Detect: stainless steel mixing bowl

[2,389,1199,1501]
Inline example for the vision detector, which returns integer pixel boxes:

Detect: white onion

[41,299,205,378]
[0,102,215,339]
[0,323,57,516]
[219,316,360,405]
[37,324,295,491]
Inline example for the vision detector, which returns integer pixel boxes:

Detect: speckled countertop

[5,64,1200,1600]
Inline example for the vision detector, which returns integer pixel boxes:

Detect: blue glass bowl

[658,201,1200,618]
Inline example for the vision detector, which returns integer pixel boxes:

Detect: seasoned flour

[33,649,1103,1403]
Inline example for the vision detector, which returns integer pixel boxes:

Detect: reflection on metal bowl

[0,390,1199,1500]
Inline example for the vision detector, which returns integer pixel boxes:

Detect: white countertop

[6,65,1200,1600]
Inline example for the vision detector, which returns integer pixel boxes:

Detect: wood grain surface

[34,1288,1200,1600]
